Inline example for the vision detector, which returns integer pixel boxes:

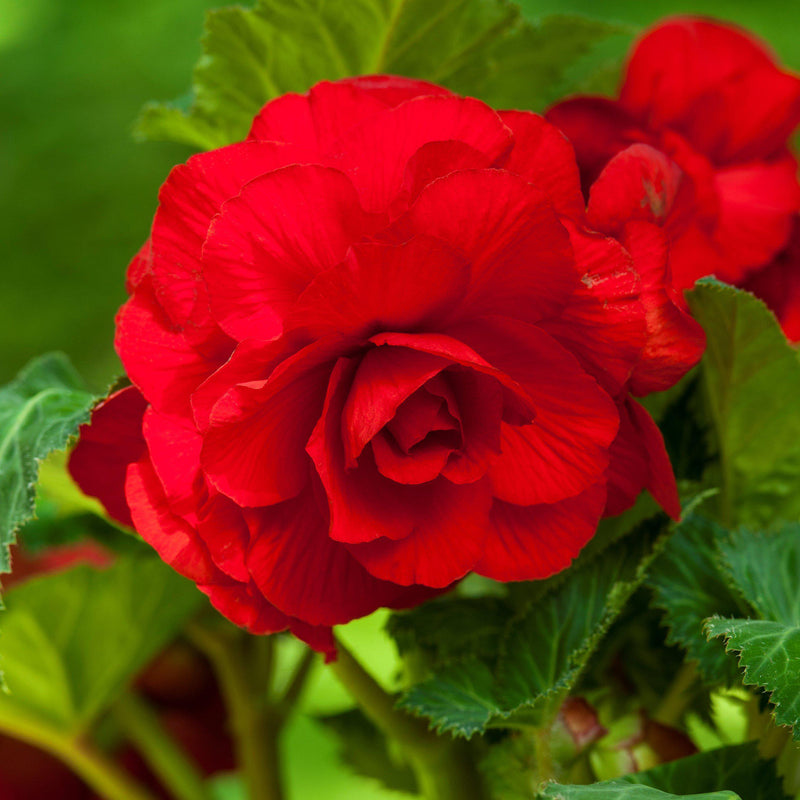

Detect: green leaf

[136,0,624,149]
[687,280,800,526]
[0,555,203,732]
[541,741,785,799]
[647,515,745,685]
[705,525,800,739]
[318,708,417,795]
[540,786,738,799]
[397,514,671,738]
[0,353,96,574]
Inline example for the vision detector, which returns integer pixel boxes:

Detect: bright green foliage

[135,0,624,150]
[686,280,800,527]
[0,555,203,732]
[647,515,746,685]
[396,515,670,737]
[706,525,800,740]
[318,709,417,794]
[0,354,96,575]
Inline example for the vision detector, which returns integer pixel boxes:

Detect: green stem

[188,624,283,800]
[0,706,156,800]
[653,661,698,727]
[327,637,486,800]
[534,727,554,782]
[278,647,315,717]
[112,692,213,800]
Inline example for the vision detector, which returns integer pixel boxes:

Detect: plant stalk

[327,636,486,800]
[112,691,213,800]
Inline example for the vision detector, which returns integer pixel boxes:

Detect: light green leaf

[647,515,745,685]
[0,353,95,574]
[136,0,624,149]
[0,555,204,732]
[705,525,800,739]
[686,280,800,526]
[397,514,671,738]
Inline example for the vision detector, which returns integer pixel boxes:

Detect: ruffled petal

[476,483,606,581]
[202,339,343,507]
[203,165,384,341]
[605,397,680,519]
[712,156,800,282]
[116,285,228,420]
[68,387,147,526]
[538,223,645,395]
[289,237,470,339]
[499,110,585,216]
[126,458,218,584]
[399,169,578,324]
[333,95,513,213]
[150,141,313,326]
[620,222,706,395]
[245,487,420,625]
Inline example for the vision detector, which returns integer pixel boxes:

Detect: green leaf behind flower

[687,280,800,527]
[135,0,626,150]
[0,555,203,732]
[0,353,96,576]
[395,513,671,738]
[706,525,800,740]
[647,515,746,686]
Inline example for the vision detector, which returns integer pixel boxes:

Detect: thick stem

[112,692,213,800]
[188,624,283,800]
[534,727,554,782]
[327,637,486,800]
[0,706,156,800]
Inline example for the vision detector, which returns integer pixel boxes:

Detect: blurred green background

[1,0,797,797]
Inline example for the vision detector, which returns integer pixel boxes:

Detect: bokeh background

[1,0,797,797]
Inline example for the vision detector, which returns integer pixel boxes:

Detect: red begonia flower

[547,17,800,295]
[69,76,702,654]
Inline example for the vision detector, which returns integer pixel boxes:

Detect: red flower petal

[333,95,513,212]
[476,483,606,581]
[711,156,800,282]
[150,141,313,326]
[620,222,705,396]
[499,110,585,216]
[605,397,680,519]
[399,169,578,324]
[203,165,384,341]
[245,487,421,625]
[202,339,344,507]
[621,18,800,163]
[587,144,685,234]
[142,408,203,516]
[538,223,645,395]
[116,286,228,420]
[68,387,147,527]
[198,581,290,635]
[449,317,619,505]
[195,494,251,583]
[126,458,218,584]
[289,237,470,339]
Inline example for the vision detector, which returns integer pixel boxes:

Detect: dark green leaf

[136,0,624,149]
[0,353,95,574]
[0,555,204,731]
[687,280,800,526]
[705,525,800,739]
[398,514,671,738]
[620,742,787,799]
[540,786,738,799]
[647,515,745,685]
[318,709,417,794]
